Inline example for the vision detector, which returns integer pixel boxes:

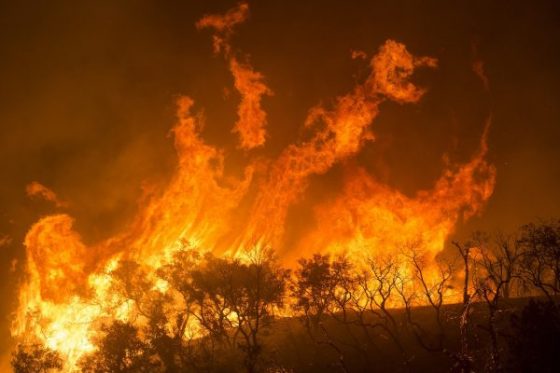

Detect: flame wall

[11,2,496,370]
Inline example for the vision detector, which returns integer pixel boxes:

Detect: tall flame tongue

[232,40,438,253]
[196,1,273,149]
[12,2,495,370]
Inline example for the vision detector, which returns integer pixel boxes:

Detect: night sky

[1,0,559,363]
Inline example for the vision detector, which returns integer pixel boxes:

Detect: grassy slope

[255,298,535,372]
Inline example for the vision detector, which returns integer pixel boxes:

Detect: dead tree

[471,231,522,372]
[518,220,560,300]
[352,254,410,367]
[398,244,461,369]
[452,240,479,372]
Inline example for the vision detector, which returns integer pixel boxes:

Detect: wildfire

[12,2,495,370]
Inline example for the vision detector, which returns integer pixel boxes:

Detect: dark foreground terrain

[256,298,560,372]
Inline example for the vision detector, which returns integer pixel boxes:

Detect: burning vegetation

[11,2,560,373]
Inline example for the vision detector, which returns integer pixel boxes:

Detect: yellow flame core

[12,6,496,370]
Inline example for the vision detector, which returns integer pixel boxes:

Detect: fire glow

[12,2,495,370]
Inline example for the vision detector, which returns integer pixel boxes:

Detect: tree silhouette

[188,250,289,373]
[79,321,156,373]
[11,343,63,373]
[518,220,560,300]
[156,247,203,371]
[291,254,351,373]
[13,219,560,372]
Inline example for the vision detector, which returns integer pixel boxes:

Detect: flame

[300,122,496,262]
[230,39,438,253]
[12,3,495,371]
[26,182,67,208]
[195,2,249,55]
[197,1,273,149]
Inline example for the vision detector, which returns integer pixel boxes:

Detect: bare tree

[518,220,560,300]
[467,231,523,372]
[492,232,523,299]
[453,241,474,306]
[352,254,410,366]
[452,239,479,372]
[408,247,454,352]
[393,242,470,373]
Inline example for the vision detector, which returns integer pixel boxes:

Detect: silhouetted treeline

[12,219,560,372]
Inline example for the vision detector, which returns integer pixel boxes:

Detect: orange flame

[300,122,496,262]
[26,182,67,208]
[231,39,438,253]
[197,1,272,149]
[12,3,495,370]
